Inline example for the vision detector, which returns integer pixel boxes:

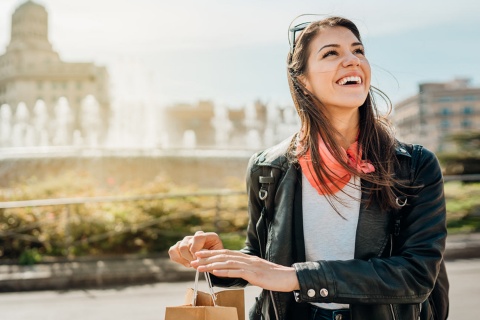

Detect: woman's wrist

[285,267,300,291]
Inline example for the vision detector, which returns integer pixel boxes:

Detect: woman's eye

[322,50,338,58]
[354,48,365,55]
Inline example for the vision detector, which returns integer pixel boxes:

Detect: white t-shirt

[302,173,361,310]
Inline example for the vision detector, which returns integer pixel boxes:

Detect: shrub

[444,181,480,233]
[0,171,248,261]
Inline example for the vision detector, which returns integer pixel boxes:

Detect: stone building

[161,100,272,149]
[392,78,480,152]
[0,0,110,146]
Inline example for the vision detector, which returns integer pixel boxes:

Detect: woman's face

[300,26,371,112]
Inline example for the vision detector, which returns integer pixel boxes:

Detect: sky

[1,0,480,107]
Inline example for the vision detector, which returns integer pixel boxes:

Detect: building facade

[0,0,110,147]
[162,100,279,149]
[392,79,480,152]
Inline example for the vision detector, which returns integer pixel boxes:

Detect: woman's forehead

[308,26,361,46]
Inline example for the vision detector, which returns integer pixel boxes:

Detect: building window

[437,96,454,103]
[462,119,472,128]
[463,95,476,101]
[441,120,450,128]
[441,108,452,116]
[37,81,42,89]
[463,106,473,115]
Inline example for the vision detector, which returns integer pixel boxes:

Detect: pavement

[1,232,479,292]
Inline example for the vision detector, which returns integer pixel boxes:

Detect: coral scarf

[297,137,375,195]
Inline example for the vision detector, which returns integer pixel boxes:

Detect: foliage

[437,131,480,174]
[18,247,43,265]
[444,181,480,233]
[0,171,248,262]
[444,131,480,154]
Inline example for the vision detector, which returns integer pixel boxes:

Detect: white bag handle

[192,270,217,306]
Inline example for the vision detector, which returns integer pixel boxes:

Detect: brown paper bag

[164,271,243,320]
[164,305,238,319]
[185,287,245,320]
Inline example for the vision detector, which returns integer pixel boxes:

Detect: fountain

[211,105,232,148]
[0,104,13,147]
[12,102,31,147]
[183,130,197,149]
[33,99,49,147]
[52,97,73,146]
[244,102,261,149]
[80,95,101,147]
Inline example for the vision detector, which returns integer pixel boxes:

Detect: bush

[444,181,480,233]
[0,171,248,261]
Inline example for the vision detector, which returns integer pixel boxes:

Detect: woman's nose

[342,52,361,67]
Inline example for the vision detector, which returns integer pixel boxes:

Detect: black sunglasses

[288,22,311,55]
[288,14,326,55]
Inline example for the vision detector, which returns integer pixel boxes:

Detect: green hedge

[445,181,480,233]
[0,171,248,264]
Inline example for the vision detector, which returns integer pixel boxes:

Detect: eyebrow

[317,42,363,54]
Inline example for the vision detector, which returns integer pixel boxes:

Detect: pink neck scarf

[297,136,375,195]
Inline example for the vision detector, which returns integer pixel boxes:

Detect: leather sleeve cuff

[209,272,248,288]
[292,261,336,303]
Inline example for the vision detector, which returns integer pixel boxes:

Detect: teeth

[337,76,362,85]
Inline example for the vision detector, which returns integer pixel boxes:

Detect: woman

[168,16,449,320]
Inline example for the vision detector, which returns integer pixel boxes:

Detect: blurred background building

[392,78,480,153]
[0,1,300,151]
[0,0,110,148]
[2,1,479,154]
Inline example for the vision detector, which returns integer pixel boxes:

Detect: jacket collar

[255,135,293,171]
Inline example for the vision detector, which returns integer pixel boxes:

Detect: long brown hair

[287,16,402,211]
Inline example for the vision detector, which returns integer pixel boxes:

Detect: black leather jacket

[212,137,449,320]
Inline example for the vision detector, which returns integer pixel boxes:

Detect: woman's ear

[297,75,311,95]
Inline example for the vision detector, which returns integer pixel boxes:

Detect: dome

[15,0,47,15]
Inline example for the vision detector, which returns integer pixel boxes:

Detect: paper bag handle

[192,270,218,306]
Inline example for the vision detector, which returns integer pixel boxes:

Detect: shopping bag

[165,271,242,320]
[185,285,245,320]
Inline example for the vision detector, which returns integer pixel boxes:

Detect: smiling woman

[168,15,449,320]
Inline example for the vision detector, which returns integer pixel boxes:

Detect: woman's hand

[190,249,300,292]
[168,231,224,267]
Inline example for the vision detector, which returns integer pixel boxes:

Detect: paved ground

[0,259,478,320]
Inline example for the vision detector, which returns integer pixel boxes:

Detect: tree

[437,131,480,175]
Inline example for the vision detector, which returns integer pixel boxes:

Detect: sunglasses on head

[288,22,311,55]
[288,14,326,55]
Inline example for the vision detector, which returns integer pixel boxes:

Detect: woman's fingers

[168,231,224,267]
[190,231,224,253]
[192,250,252,268]
[168,238,194,267]
[191,249,299,292]
[180,236,197,261]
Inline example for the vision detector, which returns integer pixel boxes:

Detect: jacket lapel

[354,180,391,259]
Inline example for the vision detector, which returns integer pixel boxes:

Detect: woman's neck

[327,109,360,149]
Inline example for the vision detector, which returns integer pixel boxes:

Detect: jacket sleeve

[211,152,265,288]
[292,147,447,304]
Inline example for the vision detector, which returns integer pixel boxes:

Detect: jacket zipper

[270,291,280,320]
[390,304,397,320]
